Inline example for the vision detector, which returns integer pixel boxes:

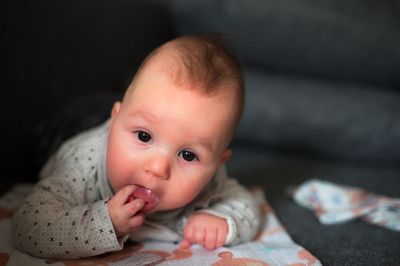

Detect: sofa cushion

[234,69,400,164]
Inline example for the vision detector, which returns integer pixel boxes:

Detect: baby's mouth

[128,185,160,212]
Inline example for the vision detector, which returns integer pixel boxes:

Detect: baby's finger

[126,213,145,231]
[114,185,137,206]
[216,227,227,248]
[179,239,192,249]
[123,198,145,218]
[183,224,194,242]
[193,227,205,247]
[181,225,195,248]
[204,227,217,250]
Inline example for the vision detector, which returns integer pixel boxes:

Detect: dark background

[2,0,175,184]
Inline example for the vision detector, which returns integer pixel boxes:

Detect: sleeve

[194,166,262,245]
[12,139,124,259]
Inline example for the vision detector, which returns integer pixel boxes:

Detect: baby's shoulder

[58,121,109,156]
[40,121,109,178]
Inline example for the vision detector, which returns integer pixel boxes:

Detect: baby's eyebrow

[127,110,157,123]
[196,141,215,154]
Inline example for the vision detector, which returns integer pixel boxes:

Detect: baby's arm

[180,167,261,249]
[13,177,143,258]
[12,177,129,259]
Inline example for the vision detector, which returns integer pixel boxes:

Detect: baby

[12,34,261,259]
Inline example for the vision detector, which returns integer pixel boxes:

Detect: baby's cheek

[107,159,136,192]
[106,157,121,185]
[177,185,204,206]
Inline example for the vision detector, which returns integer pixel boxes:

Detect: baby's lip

[129,185,160,212]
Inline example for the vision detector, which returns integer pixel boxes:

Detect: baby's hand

[180,213,228,250]
[108,185,146,237]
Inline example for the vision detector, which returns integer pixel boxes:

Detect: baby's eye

[136,130,152,143]
[179,150,198,162]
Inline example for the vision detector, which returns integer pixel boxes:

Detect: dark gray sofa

[2,0,400,265]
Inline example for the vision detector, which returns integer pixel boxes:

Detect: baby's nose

[144,152,171,180]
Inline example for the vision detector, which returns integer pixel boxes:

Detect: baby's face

[106,71,235,213]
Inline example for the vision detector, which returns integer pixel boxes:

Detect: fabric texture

[292,179,400,231]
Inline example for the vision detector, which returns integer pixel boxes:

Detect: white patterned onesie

[12,121,261,259]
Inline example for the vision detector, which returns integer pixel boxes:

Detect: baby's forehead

[126,41,242,114]
[128,55,239,108]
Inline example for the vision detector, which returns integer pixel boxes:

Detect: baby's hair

[128,33,245,130]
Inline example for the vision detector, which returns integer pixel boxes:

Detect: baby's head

[106,34,244,212]
[127,34,244,134]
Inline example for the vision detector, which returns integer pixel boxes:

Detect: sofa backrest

[169,0,400,88]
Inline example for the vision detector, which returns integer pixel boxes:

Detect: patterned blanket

[0,184,321,266]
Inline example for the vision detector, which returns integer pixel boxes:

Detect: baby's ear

[111,101,121,120]
[220,148,232,163]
